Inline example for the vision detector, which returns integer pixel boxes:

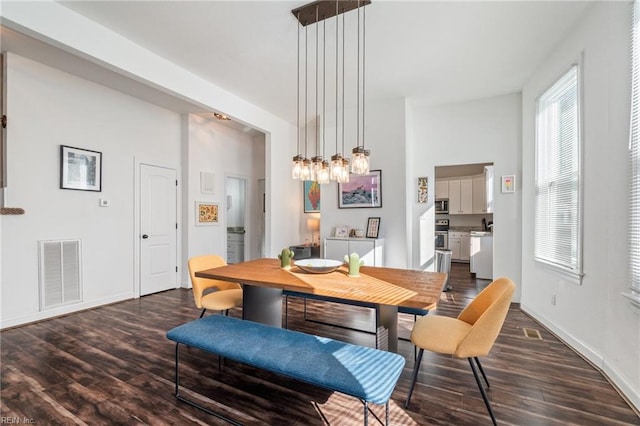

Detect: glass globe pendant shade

[330,154,343,181]
[317,160,330,184]
[292,154,304,179]
[311,156,323,182]
[339,158,350,183]
[301,158,312,181]
[351,146,370,175]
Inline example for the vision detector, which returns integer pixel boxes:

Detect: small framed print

[366,217,381,238]
[195,201,220,225]
[334,225,349,238]
[417,177,428,203]
[501,175,516,193]
[60,145,102,191]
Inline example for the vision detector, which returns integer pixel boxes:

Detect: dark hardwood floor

[1,263,638,425]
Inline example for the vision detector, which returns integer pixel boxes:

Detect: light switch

[99,199,109,207]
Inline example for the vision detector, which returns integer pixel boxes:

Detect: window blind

[534,65,582,277]
[629,0,640,294]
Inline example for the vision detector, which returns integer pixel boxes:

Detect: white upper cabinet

[435,179,449,199]
[449,178,473,214]
[472,174,487,213]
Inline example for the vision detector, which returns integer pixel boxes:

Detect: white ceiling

[10,1,593,127]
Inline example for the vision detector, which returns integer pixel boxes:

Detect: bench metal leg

[364,401,368,426]
[174,343,243,426]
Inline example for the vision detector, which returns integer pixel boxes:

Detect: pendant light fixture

[310,6,323,182]
[350,1,370,175]
[339,6,350,184]
[291,12,303,179]
[291,0,371,182]
[317,17,331,184]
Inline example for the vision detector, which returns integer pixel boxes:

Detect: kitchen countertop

[448,226,484,232]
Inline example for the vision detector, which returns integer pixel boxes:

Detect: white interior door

[140,164,177,296]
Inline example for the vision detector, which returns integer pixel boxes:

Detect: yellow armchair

[405,277,515,425]
[188,255,243,318]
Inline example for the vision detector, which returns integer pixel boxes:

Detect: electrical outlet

[551,294,557,306]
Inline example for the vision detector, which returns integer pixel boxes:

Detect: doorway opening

[434,162,494,279]
[225,176,247,264]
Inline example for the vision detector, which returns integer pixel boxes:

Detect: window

[534,64,583,279]
[626,0,640,307]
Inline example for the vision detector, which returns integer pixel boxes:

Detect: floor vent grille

[38,239,83,310]
[523,327,542,339]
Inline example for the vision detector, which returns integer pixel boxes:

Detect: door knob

[142,234,149,239]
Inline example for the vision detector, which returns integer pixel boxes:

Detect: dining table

[195,258,447,353]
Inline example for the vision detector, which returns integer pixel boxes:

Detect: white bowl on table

[295,259,343,274]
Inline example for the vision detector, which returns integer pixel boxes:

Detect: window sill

[535,258,584,284]
[622,291,640,314]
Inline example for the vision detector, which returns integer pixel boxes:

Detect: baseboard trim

[0,292,135,330]
[521,303,639,414]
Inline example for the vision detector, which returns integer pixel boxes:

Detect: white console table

[324,237,384,267]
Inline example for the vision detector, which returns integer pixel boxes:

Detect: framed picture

[60,145,102,191]
[417,176,428,203]
[195,201,220,225]
[303,180,320,213]
[501,175,516,193]
[334,225,349,238]
[338,169,382,208]
[366,217,381,238]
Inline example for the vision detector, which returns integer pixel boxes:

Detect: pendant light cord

[296,14,300,155]
[357,1,360,149]
[363,3,366,151]
[335,0,339,156]
[315,6,319,159]
[323,17,326,158]
[341,7,345,157]
[304,24,308,159]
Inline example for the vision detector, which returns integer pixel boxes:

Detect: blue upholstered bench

[166,315,405,426]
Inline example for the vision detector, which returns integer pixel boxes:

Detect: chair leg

[404,348,424,408]
[468,358,497,426]
[474,356,490,389]
[199,309,206,318]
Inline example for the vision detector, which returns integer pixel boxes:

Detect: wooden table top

[195,258,445,310]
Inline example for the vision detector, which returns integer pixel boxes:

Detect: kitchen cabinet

[472,174,487,213]
[435,179,449,199]
[227,232,245,264]
[449,231,470,262]
[324,238,384,267]
[448,178,473,214]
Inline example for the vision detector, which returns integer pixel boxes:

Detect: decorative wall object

[200,171,215,194]
[417,177,428,203]
[60,145,102,191]
[338,169,382,208]
[366,217,381,238]
[195,201,219,225]
[304,180,320,213]
[501,175,516,193]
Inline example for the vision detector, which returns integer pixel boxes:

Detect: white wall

[0,0,300,264]
[319,98,408,268]
[522,2,639,409]
[409,94,522,297]
[1,53,182,327]
[181,114,264,286]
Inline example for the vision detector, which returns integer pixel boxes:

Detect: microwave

[435,199,449,214]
